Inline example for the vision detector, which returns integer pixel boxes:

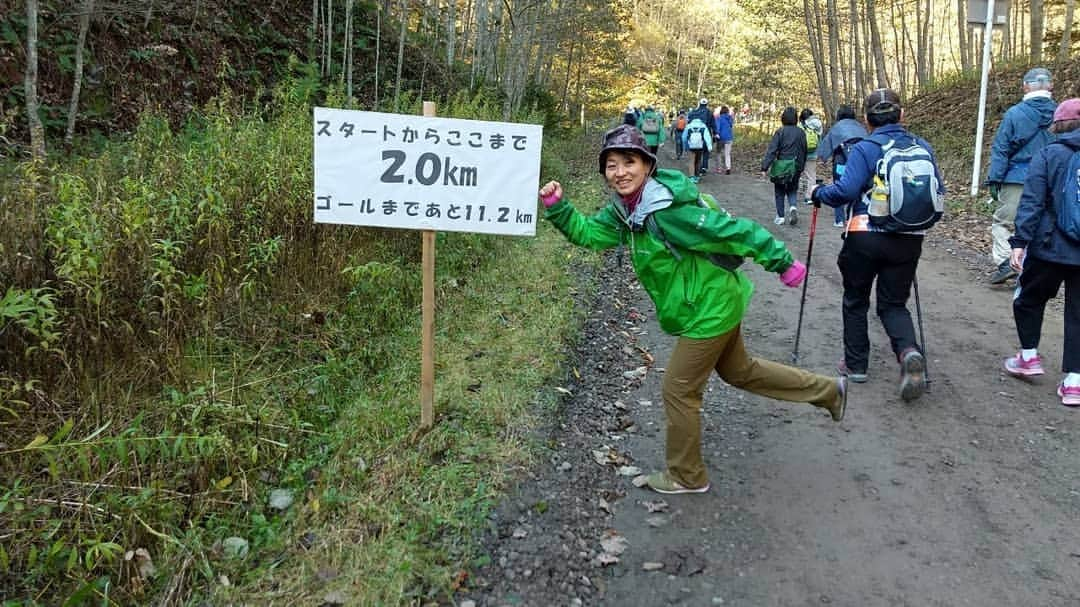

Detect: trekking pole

[792,180,824,364]
[912,273,930,389]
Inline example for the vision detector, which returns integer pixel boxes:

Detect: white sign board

[313,107,542,236]
[967,0,1009,25]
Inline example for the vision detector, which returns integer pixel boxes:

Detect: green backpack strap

[644,198,743,272]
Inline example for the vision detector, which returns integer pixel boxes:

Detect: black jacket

[761,125,807,174]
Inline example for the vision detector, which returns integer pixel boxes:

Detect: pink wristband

[541,192,561,207]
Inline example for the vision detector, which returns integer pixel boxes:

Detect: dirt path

[464,158,1080,607]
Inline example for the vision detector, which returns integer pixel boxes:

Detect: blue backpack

[1059,142,1080,241]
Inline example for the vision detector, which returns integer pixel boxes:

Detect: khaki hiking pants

[663,325,839,489]
[991,184,1023,266]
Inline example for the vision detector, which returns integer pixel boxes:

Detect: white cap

[699,98,708,105]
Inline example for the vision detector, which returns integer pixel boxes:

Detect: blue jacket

[987,95,1057,184]
[811,123,945,232]
[816,118,868,162]
[688,104,716,138]
[1009,129,1080,266]
[715,113,734,142]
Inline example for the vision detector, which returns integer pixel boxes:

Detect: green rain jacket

[545,169,794,338]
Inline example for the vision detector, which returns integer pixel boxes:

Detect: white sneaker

[786,206,798,226]
[773,216,785,225]
[833,220,844,228]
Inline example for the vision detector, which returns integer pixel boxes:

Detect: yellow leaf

[215,476,233,490]
[24,435,48,449]
[310,498,320,513]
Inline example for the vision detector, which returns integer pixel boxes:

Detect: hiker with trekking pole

[807,88,945,402]
[538,124,848,496]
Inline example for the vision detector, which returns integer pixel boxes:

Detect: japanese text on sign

[313,107,543,236]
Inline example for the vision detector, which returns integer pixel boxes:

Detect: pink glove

[540,191,562,208]
[780,260,807,288]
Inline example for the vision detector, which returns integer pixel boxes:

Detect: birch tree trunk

[25,0,46,159]
[65,0,95,148]
[803,0,830,114]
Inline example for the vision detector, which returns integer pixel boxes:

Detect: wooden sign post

[312,102,542,430]
[420,103,436,429]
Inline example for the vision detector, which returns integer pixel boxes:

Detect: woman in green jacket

[539,124,847,495]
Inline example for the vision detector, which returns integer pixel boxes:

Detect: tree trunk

[445,0,455,67]
[393,0,407,108]
[957,0,970,72]
[825,0,840,119]
[850,0,865,103]
[1030,0,1044,62]
[374,2,381,110]
[1060,0,1075,63]
[25,0,46,159]
[866,0,889,88]
[65,0,95,148]
[803,0,830,115]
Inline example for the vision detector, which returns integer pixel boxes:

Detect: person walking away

[538,124,848,495]
[715,106,735,174]
[761,106,807,226]
[623,106,638,127]
[688,98,717,175]
[673,110,688,159]
[817,104,869,228]
[637,105,666,155]
[808,88,945,401]
[683,116,713,184]
[1001,98,1080,407]
[986,67,1057,285]
[799,108,824,204]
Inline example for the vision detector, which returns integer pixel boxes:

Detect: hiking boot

[1003,352,1045,377]
[773,216,785,225]
[837,360,868,383]
[644,471,710,494]
[786,206,798,226]
[1058,383,1080,407]
[690,176,700,183]
[824,376,847,422]
[803,198,814,206]
[898,348,927,401]
[989,260,1018,284]
[725,168,732,175]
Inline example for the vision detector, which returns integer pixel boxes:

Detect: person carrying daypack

[687,98,717,175]
[637,105,666,155]
[538,123,847,495]
[798,108,824,205]
[817,104,869,227]
[986,68,1057,285]
[809,88,945,402]
[672,110,688,159]
[1001,98,1080,407]
[682,116,713,184]
[761,106,807,226]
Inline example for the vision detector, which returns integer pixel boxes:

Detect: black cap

[864,88,901,115]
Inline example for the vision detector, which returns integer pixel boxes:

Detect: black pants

[1013,255,1080,372]
[836,232,923,373]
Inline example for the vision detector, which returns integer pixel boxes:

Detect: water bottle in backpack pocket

[864,135,943,232]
